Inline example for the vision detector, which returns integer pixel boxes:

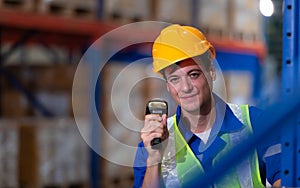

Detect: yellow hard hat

[152,24,216,73]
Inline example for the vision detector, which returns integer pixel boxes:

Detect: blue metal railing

[195,93,300,187]
[281,0,300,186]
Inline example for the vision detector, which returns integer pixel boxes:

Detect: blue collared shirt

[133,96,281,187]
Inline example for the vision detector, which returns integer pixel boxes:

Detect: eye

[189,71,201,79]
[167,76,180,84]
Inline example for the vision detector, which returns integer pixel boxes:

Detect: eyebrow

[187,69,202,75]
[166,68,202,80]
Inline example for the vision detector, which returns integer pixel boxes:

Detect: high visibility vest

[161,104,264,188]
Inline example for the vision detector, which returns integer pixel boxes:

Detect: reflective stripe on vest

[161,104,264,188]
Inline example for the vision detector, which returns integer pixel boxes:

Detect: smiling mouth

[180,94,197,99]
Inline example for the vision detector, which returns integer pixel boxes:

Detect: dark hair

[160,50,213,79]
[193,50,212,71]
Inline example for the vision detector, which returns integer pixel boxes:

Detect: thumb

[162,114,167,124]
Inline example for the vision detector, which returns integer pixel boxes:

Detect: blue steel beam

[191,0,199,27]
[281,0,299,186]
[0,67,54,117]
[96,0,104,20]
[0,29,55,117]
[296,0,300,185]
[0,30,37,63]
[84,47,101,188]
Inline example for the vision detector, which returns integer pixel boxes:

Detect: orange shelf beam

[0,9,116,37]
[0,9,266,60]
[209,37,267,61]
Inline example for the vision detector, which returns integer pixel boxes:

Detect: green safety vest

[161,104,265,188]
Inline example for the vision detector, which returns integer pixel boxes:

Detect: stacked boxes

[198,0,262,41]
[0,120,19,187]
[0,0,98,20]
[0,0,263,40]
[198,0,229,37]
[37,0,97,19]
[100,62,177,187]
[101,62,148,187]
[19,118,89,187]
[0,0,264,187]
[104,0,151,23]
[156,0,192,25]
[232,0,262,41]
[1,65,76,118]
[0,0,36,12]
[1,89,30,118]
[0,64,90,186]
[223,71,253,104]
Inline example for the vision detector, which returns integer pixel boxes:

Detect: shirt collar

[175,94,244,143]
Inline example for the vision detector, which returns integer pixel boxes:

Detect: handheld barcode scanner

[145,99,168,149]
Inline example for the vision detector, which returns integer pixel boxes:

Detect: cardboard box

[1,89,30,118]
[34,90,71,117]
[198,0,228,34]
[33,65,76,91]
[38,0,97,19]
[0,0,35,12]
[232,0,262,41]
[223,71,253,104]
[1,64,77,118]
[18,118,89,187]
[156,0,192,24]
[0,120,19,187]
[104,0,151,22]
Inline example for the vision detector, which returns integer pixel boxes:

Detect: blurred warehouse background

[0,0,283,187]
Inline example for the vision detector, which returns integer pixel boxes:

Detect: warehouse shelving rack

[0,8,116,188]
[0,9,116,115]
[194,0,300,187]
[0,9,269,188]
[6,1,300,186]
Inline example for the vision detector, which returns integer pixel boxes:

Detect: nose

[181,76,193,93]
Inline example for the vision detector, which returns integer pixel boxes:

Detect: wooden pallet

[42,182,89,188]
[37,0,97,20]
[202,26,260,43]
[201,26,230,40]
[104,0,151,24]
[229,31,260,43]
[0,0,35,12]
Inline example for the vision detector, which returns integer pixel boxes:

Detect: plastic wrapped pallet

[1,89,30,118]
[38,118,89,185]
[0,119,19,187]
[198,0,228,36]
[232,0,262,41]
[38,0,97,19]
[0,0,35,12]
[101,62,147,187]
[19,118,89,187]
[104,0,151,22]
[2,43,69,65]
[224,71,253,104]
[156,0,192,24]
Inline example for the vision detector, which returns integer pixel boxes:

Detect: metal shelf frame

[0,9,117,116]
[197,0,300,186]
[281,0,300,186]
[0,9,113,188]
[3,0,300,185]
